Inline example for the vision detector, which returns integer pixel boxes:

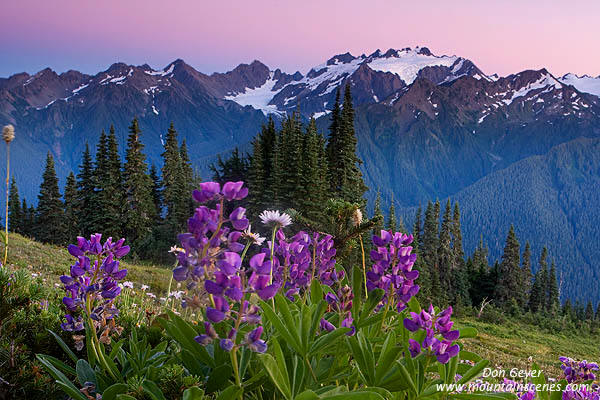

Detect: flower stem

[358,233,367,299]
[268,226,277,285]
[3,143,9,266]
[230,347,242,399]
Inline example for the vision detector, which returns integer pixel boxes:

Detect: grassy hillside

[3,233,599,379]
[4,233,173,293]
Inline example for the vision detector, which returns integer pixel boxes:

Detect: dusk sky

[2,0,599,78]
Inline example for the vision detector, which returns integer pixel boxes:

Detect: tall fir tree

[8,177,21,233]
[422,201,442,303]
[104,125,125,238]
[372,190,384,236]
[495,225,521,308]
[63,172,79,243]
[452,202,470,306]
[93,129,110,233]
[539,247,549,310]
[123,118,156,251]
[76,143,96,237]
[546,260,560,313]
[438,200,454,299]
[179,139,196,215]
[327,84,367,205]
[149,163,162,222]
[20,198,31,237]
[387,195,397,233]
[161,123,186,232]
[585,301,594,321]
[298,118,329,224]
[521,242,533,306]
[36,152,65,244]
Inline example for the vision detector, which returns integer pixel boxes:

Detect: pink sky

[1,0,599,78]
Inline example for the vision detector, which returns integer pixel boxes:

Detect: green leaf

[309,278,324,305]
[39,354,76,376]
[76,359,96,387]
[296,389,320,400]
[458,359,489,384]
[358,289,385,323]
[530,362,549,400]
[375,331,399,385]
[215,385,242,400]
[407,296,421,313]
[116,395,138,400]
[36,354,88,400]
[182,386,205,400]
[206,364,233,393]
[141,379,167,400]
[459,327,478,339]
[309,327,351,356]
[351,265,363,319]
[459,350,483,363]
[101,383,129,400]
[396,360,418,395]
[47,329,78,363]
[258,353,292,400]
[260,299,303,355]
[321,390,386,399]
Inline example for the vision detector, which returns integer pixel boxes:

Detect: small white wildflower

[146,292,156,299]
[169,290,184,299]
[242,225,266,246]
[122,281,134,289]
[259,210,292,228]
[141,284,149,291]
[31,273,39,278]
[169,246,184,253]
[159,297,167,302]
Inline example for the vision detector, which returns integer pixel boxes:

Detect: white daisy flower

[242,225,266,246]
[259,210,292,228]
[141,284,149,291]
[122,281,134,289]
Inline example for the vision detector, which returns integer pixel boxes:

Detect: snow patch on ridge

[224,72,283,116]
[367,49,459,84]
[559,74,600,97]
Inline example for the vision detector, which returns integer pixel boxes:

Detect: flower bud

[2,125,14,144]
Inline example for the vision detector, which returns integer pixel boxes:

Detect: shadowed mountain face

[2,47,600,302]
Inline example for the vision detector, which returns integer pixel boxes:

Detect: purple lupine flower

[320,318,336,332]
[174,181,268,354]
[403,304,460,364]
[59,235,129,340]
[367,230,419,312]
[408,339,421,357]
[560,357,600,383]
[245,326,267,353]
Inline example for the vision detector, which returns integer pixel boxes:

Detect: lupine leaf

[309,278,323,305]
[182,386,205,400]
[458,327,478,339]
[205,364,233,393]
[457,359,489,384]
[76,359,96,387]
[260,299,303,355]
[309,327,350,356]
[36,354,88,400]
[258,352,292,400]
[396,360,418,395]
[141,380,167,400]
[215,385,242,400]
[101,383,129,400]
[47,329,78,364]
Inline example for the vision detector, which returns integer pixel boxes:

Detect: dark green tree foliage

[562,298,573,319]
[123,118,156,250]
[36,153,65,244]
[596,303,600,321]
[63,172,79,243]
[297,118,329,223]
[19,198,31,237]
[422,201,442,304]
[326,85,367,205]
[8,177,21,233]
[103,125,125,238]
[438,200,454,301]
[387,195,397,233]
[179,139,196,216]
[161,123,187,232]
[495,225,521,307]
[452,202,470,306]
[547,260,560,313]
[211,148,249,185]
[521,242,533,306]
[76,144,96,237]
[149,164,162,221]
[585,301,594,321]
[529,247,548,312]
[93,130,109,234]
[412,205,430,302]
[249,117,277,213]
[469,239,494,306]
[372,190,384,236]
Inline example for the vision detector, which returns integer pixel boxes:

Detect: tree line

[8,119,197,260]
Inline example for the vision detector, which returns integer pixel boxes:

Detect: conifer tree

[372,190,384,235]
[547,260,560,313]
[412,205,429,300]
[585,301,594,321]
[423,201,442,303]
[93,130,109,233]
[123,118,156,251]
[387,195,397,233]
[327,85,367,205]
[563,298,573,319]
[104,125,125,238]
[211,148,249,185]
[20,198,30,236]
[63,172,79,243]
[180,139,196,215]
[161,123,186,232]
[36,152,65,244]
[529,269,543,313]
[298,118,328,223]
[438,200,454,297]
[149,163,162,221]
[451,202,470,306]
[412,206,422,249]
[76,143,96,237]
[596,303,600,321]
[8,177,21,233]
[495,225,521,307]
[521,242,533,306]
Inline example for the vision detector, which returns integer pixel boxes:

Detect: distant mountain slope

[450,137,600,300]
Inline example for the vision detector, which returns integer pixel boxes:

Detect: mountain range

[2,46,600,302]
